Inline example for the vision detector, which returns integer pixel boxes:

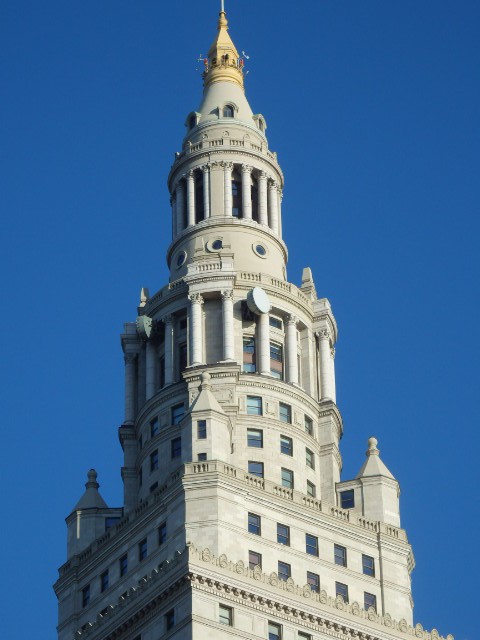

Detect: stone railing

[173,137,280,167]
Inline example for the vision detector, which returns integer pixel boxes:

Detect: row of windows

[247,514,375,576]
[247,396,313,437]
[81,523,167,608]
[248,429,315,467]
[140,403,185,450]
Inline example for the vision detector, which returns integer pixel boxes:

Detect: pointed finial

[86,469,100,489]
[366,437,380,456]
[200,371,212,390]
[139,287,149,307]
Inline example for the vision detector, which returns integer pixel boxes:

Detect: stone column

[268,180,279,234]
[124,352,137,424]
[189,293,204,366]
[318,329,334,400]
[257,312,270,375]
[278,189,283,238]
[145,340,156,399]
[187,170,195,227]
[330,346,337,403]
[202,164,210,219]
[286,314,299,385]
[164,315,174,385]
[221,289,235,361]
[258,171,268,225]
[223,162,233,217]
[176,181,185,235]
[241,164,253,220]
[170,196,176,241]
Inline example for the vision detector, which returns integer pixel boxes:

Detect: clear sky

[1,1,478,638]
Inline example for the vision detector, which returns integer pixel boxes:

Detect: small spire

[203,1,244,90]
[356,437,395,480]
[366,437,380,456]
[86,469,99,489]
[73,469,108,510]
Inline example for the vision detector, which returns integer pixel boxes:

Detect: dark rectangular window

[150,417,159,438]
[278,561,291,581]
[334,544,347,566]
[307,571,320,593]
[100,569,109,592]
[306,534,318,556]
[248,513,261,535]
[277,523,290,546]
[270,342,283,379]
[197,452,207,461]
[336,582,349,603]
[340,489,355,509]
[307,481,316,497]
[197,420,207,439]
[298,633,312,640]
[247,429,263,448]
[279,403,291,423]
[219,604,233,626]
[269,316,283,329]
[158,522,167,545]
[246,395,262,415]
[249,550,262,569]
[306,448,315,469]
[149,482,158,493]
[362,554,375,577]
[243,336,256,373]
[280,435,293,456]
[304,415,313,435]
[150,449,159,472]
[165,609,175,630]
[268,622,282,640]
[139,538,147,561]
[248,461,264,478]
[281,468,294,489]
[171,437,181,459]
[171,404,184,425]
[364,592,377,612]
[119,554,128,576]
[82,585,90,608]
[159,355,165,388]
[178,343,187,375]
[105,517,120,531]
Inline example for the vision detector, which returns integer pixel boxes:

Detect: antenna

[220,0,225,12]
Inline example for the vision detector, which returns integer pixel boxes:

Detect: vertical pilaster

[170,196,175,241]
[187,170,195,227]
[241,164,253,220]
[268,180,279,234]
[257,312,270,375]
[330,346,337,403]
[202,165,210,219]
[286,314,299,385]
[278,188,283,238]
[176,181,185,235]
[164,315,174,385]
[258,171,268,225]
[189,293,204,366]
[223,162,233,217]
[318,329,334,400]
[124,353,137,424]
[145,341,156,400]
[221,289,235,361]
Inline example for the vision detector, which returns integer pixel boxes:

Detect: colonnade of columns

[170,162,282,239]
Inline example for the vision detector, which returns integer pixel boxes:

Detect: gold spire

[203,3,244,90]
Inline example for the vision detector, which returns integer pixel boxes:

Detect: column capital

[269,179,278,188]
[241,164,253,174]
[188,293,204,305]
[187,169,195,178]
[222,161,234,171]
[286,314,298,326]
[162,314,174,325]
[221,289,234,301]
[259,170,267,180]
[316,328,331,341]
[124,353,137,365]
[200,163,211,173]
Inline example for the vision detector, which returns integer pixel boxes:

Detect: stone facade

[54,7,453,640]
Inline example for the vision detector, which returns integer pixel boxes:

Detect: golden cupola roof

[203,4,244,90]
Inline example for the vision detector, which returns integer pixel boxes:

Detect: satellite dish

[247,287,271,315]
[136,315,153,340]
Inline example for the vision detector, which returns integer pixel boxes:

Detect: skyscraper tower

[54,6,452,640]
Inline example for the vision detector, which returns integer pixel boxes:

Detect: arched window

[189,114,196,130]
[223,104,234,118]
[258,119,264,132]
[231,169,242,217]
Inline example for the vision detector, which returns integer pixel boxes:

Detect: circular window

[176,251,187,267]
[252,243,268,258]
[212,239,223,250]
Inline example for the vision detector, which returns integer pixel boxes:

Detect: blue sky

[1,1,478,638]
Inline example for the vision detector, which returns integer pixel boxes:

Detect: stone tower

[54,7,453,640]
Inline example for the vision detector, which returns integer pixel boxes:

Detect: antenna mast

[220,0,225,12]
